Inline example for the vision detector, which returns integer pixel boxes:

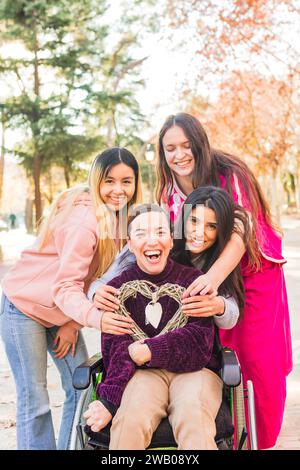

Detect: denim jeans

[0,294,89,450]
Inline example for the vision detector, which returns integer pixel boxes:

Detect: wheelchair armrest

[72,353,104,390]
[220,347,241,387]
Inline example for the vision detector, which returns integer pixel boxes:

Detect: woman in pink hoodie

[0,147,141,450]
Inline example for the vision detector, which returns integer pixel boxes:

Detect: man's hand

[128,340,152,366]
[83,400,112,432]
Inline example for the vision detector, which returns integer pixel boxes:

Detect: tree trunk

[271,166,282,224]
[33,153,42,225]
[32,26,42,226]
[48,168,53,204]
[64,156,71,188]
[25,197,34,234]
[64,168,70,188]
[261,168,282,224]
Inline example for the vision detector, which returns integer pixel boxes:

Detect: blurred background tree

[163,0,300,221]
[0,0,299,231]
[0,0,154,230]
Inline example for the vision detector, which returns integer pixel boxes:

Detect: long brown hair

[171,186,249,317]
[156,112,277,271]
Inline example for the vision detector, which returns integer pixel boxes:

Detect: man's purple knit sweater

[97,258,219,414]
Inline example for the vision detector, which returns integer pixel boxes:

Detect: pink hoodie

[1,193,102,329]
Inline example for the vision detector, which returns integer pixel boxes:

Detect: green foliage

[0,0,149,213]
[139,159,156,204]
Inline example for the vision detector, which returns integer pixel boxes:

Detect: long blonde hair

[37,185,89,248]
[38,148,142,279]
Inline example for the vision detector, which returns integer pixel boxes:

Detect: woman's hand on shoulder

[181,295,225,318]
[101,311,135,335]
[94,284,120,311]
[95,284,135,335]
[182,273,218,299]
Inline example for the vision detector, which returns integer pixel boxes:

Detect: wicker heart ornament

[117,280,187,341]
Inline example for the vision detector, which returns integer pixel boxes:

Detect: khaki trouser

[109,368,223,450]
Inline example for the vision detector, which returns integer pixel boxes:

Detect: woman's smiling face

[185,205,218,254]
[162,125,195,178]
[99,163,136,211]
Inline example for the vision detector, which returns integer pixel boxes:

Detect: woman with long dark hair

[156,112,292,449]
[172,186,248,320]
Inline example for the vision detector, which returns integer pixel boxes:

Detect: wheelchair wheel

[233,375,247,450]
[70,382,95,450]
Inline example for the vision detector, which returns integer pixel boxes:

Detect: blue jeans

[0,295,89,450]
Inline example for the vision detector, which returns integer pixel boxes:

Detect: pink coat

[164,173,292,448]
[1,194,102,329]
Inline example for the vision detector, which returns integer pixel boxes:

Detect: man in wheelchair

[83,203,231,450]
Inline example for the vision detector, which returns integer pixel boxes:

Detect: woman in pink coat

[156,112,292,449]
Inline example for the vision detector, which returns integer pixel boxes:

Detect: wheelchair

[70,346,258,450]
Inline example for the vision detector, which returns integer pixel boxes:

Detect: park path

[276,216,300,450]
[0,217,299,450]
